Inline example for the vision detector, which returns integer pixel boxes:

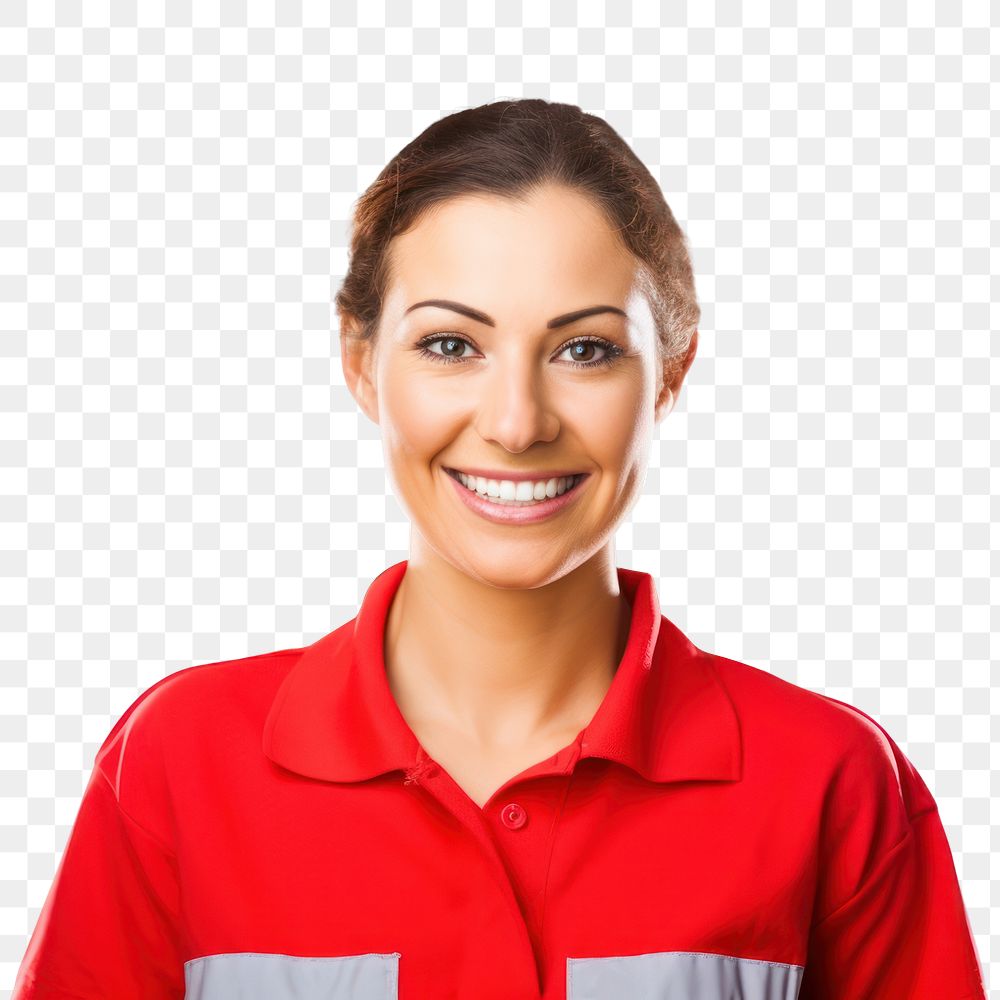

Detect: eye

[557,337,625,368]
[414,333,625,369]
[415,334,476,363]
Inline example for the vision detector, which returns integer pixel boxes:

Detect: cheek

[378,365,463,468]
[565,382,647,471]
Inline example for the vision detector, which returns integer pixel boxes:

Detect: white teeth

[452,470,582,505]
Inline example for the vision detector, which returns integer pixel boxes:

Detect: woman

[13,100,985,999]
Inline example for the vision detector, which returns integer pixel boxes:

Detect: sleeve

[798,703,987,999]
[12,689,187,999]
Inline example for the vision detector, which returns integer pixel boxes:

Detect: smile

[445,468,586,504]
[443,467,591,525]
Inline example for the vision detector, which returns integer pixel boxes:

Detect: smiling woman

[12,99,986,1000]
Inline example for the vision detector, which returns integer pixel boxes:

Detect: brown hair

[334,98,700,386]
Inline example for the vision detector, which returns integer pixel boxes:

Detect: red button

[500,802,527,830]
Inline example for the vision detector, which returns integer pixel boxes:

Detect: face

[342,183,694,590]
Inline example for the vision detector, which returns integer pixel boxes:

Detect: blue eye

[414,334,625,369]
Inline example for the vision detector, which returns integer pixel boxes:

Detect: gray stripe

[568,950,804,1000]
[184,952,400,999]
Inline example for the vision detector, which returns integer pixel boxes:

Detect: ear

[653,328,698,424]
[339,312,380,425]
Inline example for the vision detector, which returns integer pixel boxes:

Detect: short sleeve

[12,694,186,999]
[798,704,987,999]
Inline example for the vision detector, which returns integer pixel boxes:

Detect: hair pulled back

[335,99,700,385]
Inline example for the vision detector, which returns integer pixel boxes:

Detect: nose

[473,359,560,454]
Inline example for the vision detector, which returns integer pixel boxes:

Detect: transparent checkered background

[1,1,995,995]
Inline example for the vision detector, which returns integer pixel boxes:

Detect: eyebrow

[403,299,628,329]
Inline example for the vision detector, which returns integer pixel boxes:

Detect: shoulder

[698,647,942,916]
[92,642,310,830]
[703,648,937,821]
[97,646,302,762]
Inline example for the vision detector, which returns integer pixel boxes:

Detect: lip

[444,466,586,483]
[444,467,591,525]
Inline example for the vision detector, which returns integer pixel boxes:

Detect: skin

[340,182,698,807]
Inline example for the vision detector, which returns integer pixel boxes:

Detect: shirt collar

[263,560,741,786]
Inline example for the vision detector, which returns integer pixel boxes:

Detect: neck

[383,542,632,752]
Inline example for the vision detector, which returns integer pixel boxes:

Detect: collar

[263,560,741,786]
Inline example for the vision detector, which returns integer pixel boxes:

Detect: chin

[447,546,589,592]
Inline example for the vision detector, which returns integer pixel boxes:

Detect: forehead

[383,185,641,323]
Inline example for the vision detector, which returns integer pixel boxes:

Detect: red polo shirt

[13,560,987,999]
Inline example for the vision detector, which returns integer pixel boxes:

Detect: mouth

[444,467,589,508]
